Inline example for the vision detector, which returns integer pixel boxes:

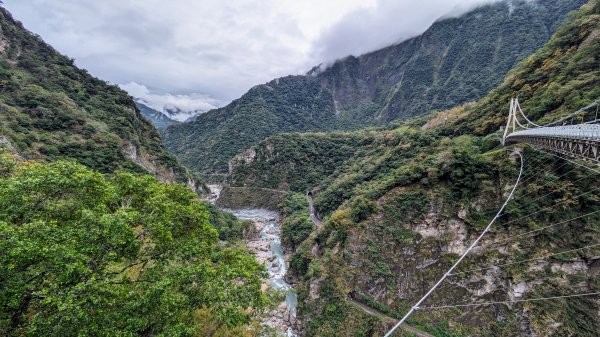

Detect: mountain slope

[162,0,586,175]
[136,102,179,129]
[0,7,203,191]
[228,1,600,335]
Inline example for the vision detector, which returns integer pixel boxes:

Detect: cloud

[119,82,221,121]
[311,0,500,63]
[2,0,370,102]
[2,0,498,105]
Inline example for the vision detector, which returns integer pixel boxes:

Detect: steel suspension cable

[530,146,600,174]
[495,184,600,228]
[515,99,542,128]
[542,98,600,127]
[511,154,569,191]
[497,150,557,194]
[417,291,600,310]
[497,146,599,217]
[482,209,600,249]
[450,242,600,277]
[504,167,599,216]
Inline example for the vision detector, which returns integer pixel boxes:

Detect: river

[230,209,298,336]
[206,186,298,336]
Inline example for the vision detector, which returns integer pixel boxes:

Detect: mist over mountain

[135,101,179,129]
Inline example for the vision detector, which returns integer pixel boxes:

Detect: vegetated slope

[162,0,585,176]
[229,1,600,336]
[228,131,382,191]
[136,102,179,129]
[0,7,203,191]
[162,76,338,177]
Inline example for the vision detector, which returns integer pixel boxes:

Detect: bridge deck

[505,124,600,141]
[504,125,600,162]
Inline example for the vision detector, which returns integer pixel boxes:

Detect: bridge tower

[502,97,519,145]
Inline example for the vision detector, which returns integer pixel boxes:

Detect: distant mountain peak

[162,0,587,175]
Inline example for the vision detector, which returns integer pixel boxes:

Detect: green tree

[282,215,314,248]
[0,156,266,336]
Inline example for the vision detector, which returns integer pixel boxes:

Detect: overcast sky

[2,0,497,112]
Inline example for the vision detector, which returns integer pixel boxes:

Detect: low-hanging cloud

[3,0,500,106]
[312,0,501,63]
[120,82,221,120]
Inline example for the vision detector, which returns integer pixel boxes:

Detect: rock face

[201,184,223,204]
[0,135,16,153]
[297,174,600,336]
[220,2,600,335]
[263,301,299,336]
[229,148,258,174]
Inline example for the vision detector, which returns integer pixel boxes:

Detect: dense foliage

[162,75,338,176]
[279,193,314,249]
[206,203,253,241]
[228,132,378,191]
[0,154,266,336]
[162,0,585,175]
[229,1,600,335]
[0,7,199,189]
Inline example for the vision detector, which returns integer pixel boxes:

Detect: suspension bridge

[385,98,600,337]
[502,97,600,162]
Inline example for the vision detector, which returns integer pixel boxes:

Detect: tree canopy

[0,153,266,336]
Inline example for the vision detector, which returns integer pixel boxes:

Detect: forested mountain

[136,102,179,129]
[0,7,203,191]
[228,0,600,335]
[162,0,586,176]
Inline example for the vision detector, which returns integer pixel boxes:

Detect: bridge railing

[506,124,600,142]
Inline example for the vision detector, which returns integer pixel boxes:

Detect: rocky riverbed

[230,209,300,336]
[206,184,299,336]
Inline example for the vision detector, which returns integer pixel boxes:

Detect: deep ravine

[206,185,299,336]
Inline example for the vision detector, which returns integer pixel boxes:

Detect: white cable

[383,151,524,337]
[451,242,600,276]
[498,184,600,228]
[505,162,598,214]
[511,151,566,189]
[485,209,600,247]
[418,291,600,310]
[530,146,600,174]
[543,98,600,127]
[516,99,542,128]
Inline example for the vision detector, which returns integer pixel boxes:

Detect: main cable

[450,242,600,276]
[482,209,600,249]
[417,291,600,310]
[541,98,600,127]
